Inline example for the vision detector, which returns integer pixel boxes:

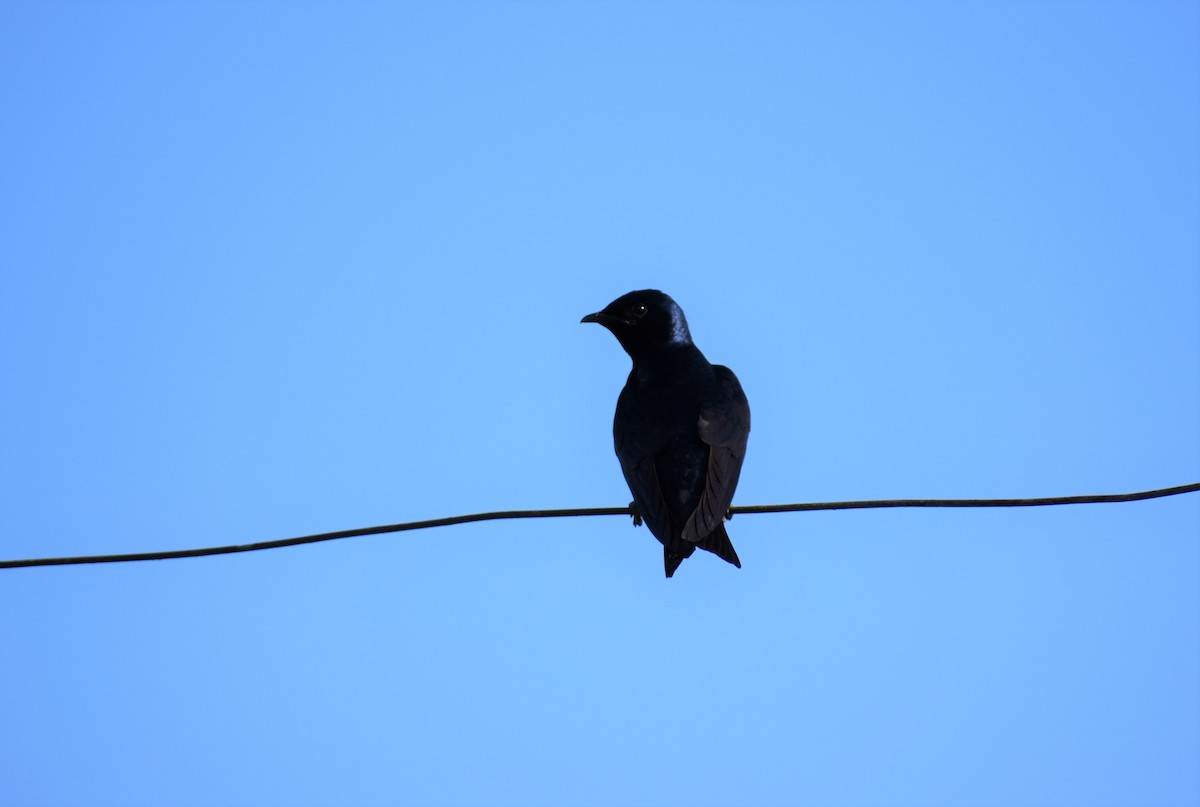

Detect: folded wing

[682,365,750,546]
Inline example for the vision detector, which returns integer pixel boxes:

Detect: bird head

[581,289,693,359]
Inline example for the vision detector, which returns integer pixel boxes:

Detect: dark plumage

[582,290,750,577]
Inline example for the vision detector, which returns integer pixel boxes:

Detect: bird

[582,289,750,577]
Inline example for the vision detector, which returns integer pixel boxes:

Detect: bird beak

[583,311,632,329]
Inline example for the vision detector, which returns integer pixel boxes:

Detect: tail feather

[664,548,687,578]
[663,524,741,577]
[696,523,742,569]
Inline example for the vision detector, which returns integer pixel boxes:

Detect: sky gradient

[2,2,1198,805]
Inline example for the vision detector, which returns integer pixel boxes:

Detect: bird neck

[629,342,707,377]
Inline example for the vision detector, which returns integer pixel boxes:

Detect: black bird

[582,290,750,577]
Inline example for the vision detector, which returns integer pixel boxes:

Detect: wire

[1,482,1196,570]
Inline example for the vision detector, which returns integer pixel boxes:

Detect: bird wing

[616,438,675,546]
[682,365,750,544]
[613,389,675,546]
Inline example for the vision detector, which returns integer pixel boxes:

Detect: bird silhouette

[583,289,750,577]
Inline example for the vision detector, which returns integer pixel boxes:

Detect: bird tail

[696,523,742,569]
[664,549,686,578]
[663,524,741,577]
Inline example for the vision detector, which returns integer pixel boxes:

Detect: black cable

[1,482,1196,569]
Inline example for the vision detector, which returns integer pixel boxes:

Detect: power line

[1,482,1196,570]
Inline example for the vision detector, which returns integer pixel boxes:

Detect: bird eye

[630,303,648,318]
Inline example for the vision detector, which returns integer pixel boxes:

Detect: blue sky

[2,1,1197,805]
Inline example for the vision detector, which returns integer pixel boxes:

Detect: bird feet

[628,501,643,527]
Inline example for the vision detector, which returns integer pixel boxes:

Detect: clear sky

[2,2,1198,805]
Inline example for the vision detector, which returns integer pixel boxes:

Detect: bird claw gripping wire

[628,501,643,528]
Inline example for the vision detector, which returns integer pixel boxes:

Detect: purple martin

[582,290,750,577]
